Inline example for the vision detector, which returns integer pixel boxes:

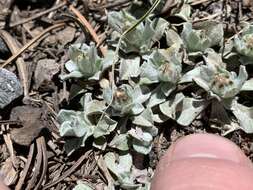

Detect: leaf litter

[1,0,253,189]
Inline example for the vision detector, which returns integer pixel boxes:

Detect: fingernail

[169,134,252,166]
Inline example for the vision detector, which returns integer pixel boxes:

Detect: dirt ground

[1,0,253,189]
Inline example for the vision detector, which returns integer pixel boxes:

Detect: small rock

[34,59,59,91]
[10,106,46,146]
[0,69,23,109]
[57,26,76,46]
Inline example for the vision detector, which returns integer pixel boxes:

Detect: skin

[151,133,253,190]
[0,178,8,190]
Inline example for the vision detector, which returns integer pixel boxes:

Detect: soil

[0,0,253,189]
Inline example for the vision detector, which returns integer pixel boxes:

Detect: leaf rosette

[140,47,182,84]
[234,25,253,63]
[108,10,169,54]
[61,43,102,80]
[181,21,223,52]
[103,84,151,116]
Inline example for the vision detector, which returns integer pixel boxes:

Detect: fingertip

[151,133,253,190]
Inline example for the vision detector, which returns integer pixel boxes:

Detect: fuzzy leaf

[108,11,169,54]
[176,97,207,126]
[58,110,93,153]
[175,3,191,21]
[103,84,150,116]
[166,29,183,48]
[119,57,140,80]
[128,128,153,155]
[93,115,117,138]
[241,79,253,91]
[160,93,206,126]
[73,182,93,190]
[61,43,102,80]
[234,25,253,62]
[109,134,129,151]
[140,48,182,84]
[231,101,253,133]
[194,65,248,99]
[181,21,223,52]
[146,85,167,108]
[104,152,137,188]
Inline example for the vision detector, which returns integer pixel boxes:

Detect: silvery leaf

[104,152,137,188]
[231,101,253,133]
[131,108,158,136]
[146,85,166,108]
[58,110,93,153]
[181,21,223,52]
[104,84,150,116]
[234,25,253,61]
[152,113,168,123]
[109,134,129,151]
[102,50,116,70]
[131,109,154,127]
[58,110,92,137]
[140,48,182,84]
[193,64,248,99]
[176,97,207,126]
[179,66,201,83]
[159,93,184,120]
[108,11,169,54]
[241,78,253,91]
[73,181,93,190]
[61,43,102,80]
[84,100,106,115]
[93,115,117,138]
[166,29,183,48]
[119,56,140,80]
[160,93,207,126]
[128,128,153,155]
[174,3,191,21]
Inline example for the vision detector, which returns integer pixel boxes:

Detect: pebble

[0,68,23,109]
